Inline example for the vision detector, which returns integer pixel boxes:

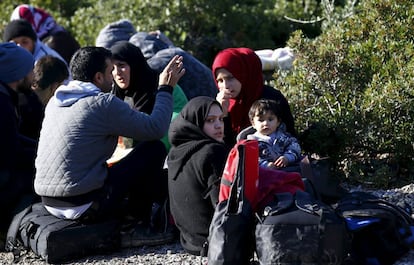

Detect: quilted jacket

[34,80,173,197]
[247,123,301,167]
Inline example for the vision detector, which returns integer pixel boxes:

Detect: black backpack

[6,202,121,264]
[335,191,414,265]
[206,141,256,265]
[255,190,351,265]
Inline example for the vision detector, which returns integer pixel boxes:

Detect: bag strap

[339,193,413,225]
[295,190,323,216]
[263,192,294,216]
[5,204,33,261]
[226,144,247,214]
[369,199,413,225]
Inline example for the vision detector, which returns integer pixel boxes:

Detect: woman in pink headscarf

[212,47,296,146]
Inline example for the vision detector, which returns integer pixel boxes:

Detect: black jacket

[0,82,37,231]
[167,96,229,255]
[223,84,296,146]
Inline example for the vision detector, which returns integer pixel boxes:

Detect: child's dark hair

[248,99,282,121]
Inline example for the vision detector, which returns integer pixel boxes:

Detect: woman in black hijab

[167,96,230,255]
[111,41,188,150]
[111,40,158,113]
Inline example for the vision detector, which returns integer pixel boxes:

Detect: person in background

[3,19,70,139]
[167,96,230,255]
[34,46,185,247]
[11,4,80,64]
[95,19,137,49]
[247,99,301,170]
[96,20,216,99]
[3,19,68,67]
[0,43,38,243]
[212,47,296,146]
[32,55,69,106]
[130,31,217,99]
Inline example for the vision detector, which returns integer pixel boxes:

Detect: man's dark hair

[70,46,112,82]
[32,55,69,90]
[248,99,282,121]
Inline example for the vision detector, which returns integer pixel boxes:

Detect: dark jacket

[167,96,229,255]
[18,90,44,140]
[0,83,37,175]
[223,84,296,147]
[0,82,37,231]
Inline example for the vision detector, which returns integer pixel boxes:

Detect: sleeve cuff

[157,85,173,94]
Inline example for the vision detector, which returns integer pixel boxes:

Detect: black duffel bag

[255,190,351,265]
[6,202,121,264]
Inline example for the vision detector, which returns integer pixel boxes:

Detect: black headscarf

[110,41,158,114]
[168,96,224,180]
[169,96,222,146]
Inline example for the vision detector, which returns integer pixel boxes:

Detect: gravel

[2,184,414,264]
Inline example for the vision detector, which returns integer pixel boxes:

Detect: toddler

[247,99,301,169]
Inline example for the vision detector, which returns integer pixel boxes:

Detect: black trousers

[84,140,167,224]
[0,169,38,233]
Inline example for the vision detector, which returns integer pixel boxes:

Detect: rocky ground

[0,242,206,265]
[2,184,414,264]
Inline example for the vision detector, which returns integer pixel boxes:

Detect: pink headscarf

[212,47,263,134]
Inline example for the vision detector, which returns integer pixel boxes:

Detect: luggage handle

[295,190,322,216]
[262,192,294,217]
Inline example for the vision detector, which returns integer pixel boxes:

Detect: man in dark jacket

[0,42,37,240]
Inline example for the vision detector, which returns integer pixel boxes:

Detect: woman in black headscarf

[111,40,159,114]
[110,41,188,225]
[111,40,188,150]
[167,96,230,255]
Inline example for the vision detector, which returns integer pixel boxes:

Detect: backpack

[255,190,351,265]
[219,139,259,208]
[6,202,121,264]
[206,139,258,265]
[335,191,414,265]
[300,155,348,204]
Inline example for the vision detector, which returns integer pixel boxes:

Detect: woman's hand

[159,55,185,87]
[216,89,229,116]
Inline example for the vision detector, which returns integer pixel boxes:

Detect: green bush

[67,0,325,65]
[275,0,414,188]
[0,0,328,65]
[0,0,89,40]
[3,0,410,188]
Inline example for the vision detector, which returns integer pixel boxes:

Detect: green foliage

[275,0,414,188]
[1,0,411,187]
[0,0,89,38]
[67,0,326,65]
[0,0,328,65]
[0,1,19,31]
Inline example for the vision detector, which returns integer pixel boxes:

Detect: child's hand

[273,156,288,168]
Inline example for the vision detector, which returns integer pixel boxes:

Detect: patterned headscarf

[10,4,64,40]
